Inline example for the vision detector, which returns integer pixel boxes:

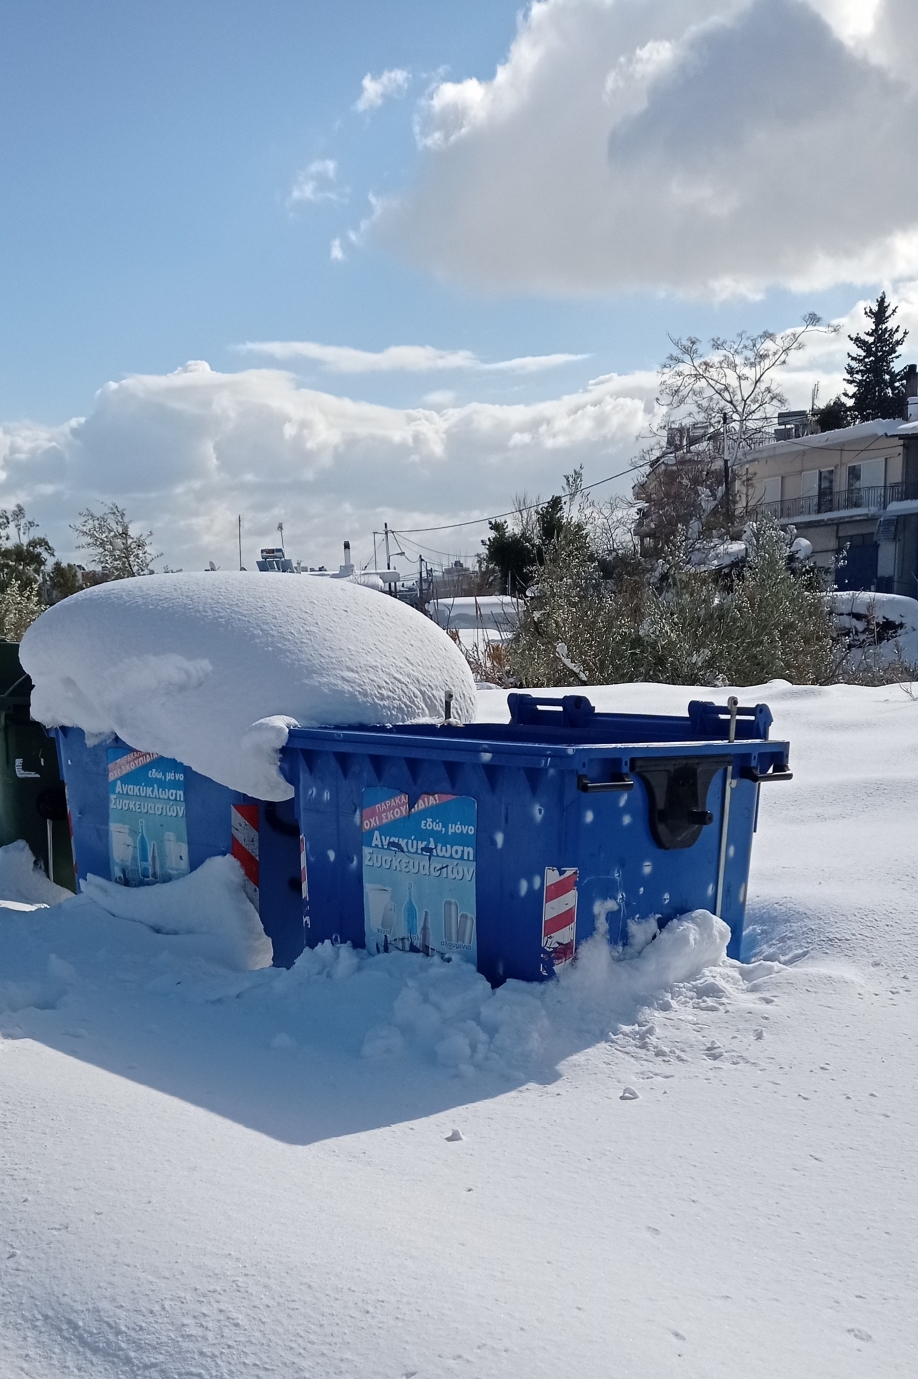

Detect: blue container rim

[282,724,790,769]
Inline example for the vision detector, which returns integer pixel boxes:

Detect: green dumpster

[0,641,75,890]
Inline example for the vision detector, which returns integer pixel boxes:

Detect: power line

[396,532,471,561]
[391,461,639,535]
[391,422,906,541]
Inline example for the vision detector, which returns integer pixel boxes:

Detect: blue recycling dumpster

[281,694,791,984]
[52,727,305,967]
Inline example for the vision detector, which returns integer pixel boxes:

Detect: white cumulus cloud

[0,361,649,573]
[7,288,915,573]
[354,68,410,113]
[236,341,589,374]
[288,159,340,207]
[383,0,918,297]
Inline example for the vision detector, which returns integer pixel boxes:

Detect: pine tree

[843,292,908,423]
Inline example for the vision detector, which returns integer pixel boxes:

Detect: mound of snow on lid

[21,572,476,799]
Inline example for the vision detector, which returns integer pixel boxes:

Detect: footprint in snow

[847,1328,873,1343]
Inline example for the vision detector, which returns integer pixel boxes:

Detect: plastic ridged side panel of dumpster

[283,697,790,985]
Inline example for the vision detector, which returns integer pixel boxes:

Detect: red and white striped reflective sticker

[231,803,259,912]
[542,867,578,969]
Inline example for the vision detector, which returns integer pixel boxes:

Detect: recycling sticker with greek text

[362,788,477,964]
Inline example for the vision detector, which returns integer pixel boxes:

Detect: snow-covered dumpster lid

[20,572,476,801]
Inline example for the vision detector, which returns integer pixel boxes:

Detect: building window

[846,457,885,505]
[761,475,781,509]
[817,468,834,513]
[804,469,835,512]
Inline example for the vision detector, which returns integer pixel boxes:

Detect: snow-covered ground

[429,594,519,651]
[1,680,917,1378]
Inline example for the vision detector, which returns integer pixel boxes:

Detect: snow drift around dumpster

[81,854,272,970]
[0,838,73,907]
[20,572,477,799]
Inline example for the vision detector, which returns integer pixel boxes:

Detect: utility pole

[237,515,243,571]
[384,522,396,597]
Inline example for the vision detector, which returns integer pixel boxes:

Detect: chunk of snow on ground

[0,952,75,1015]
[81,854,272,970]
[355,910,730,1076]
[0,839,73,906]
[20,572,476,799]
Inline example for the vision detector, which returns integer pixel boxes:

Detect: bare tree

[660,315,830,437]
[638,315,836,547]
[0,504,38,544]
[661,316,834,512]
[72,503,160,579]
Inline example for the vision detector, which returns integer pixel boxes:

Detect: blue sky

[0,0,915,568]
[0,0,517,417]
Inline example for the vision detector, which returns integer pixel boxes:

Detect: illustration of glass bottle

[137,818,151,882]
[420,909,432,957]
[404,882,419,951]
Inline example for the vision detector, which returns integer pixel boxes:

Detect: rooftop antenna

[237,515,243,571]
[277,521,285,551]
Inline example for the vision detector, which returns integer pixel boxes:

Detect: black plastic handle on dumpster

[740,764,794,783]
[577,772,634,793]
[633,756,731,851]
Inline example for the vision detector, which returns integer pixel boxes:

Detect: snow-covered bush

[509,515,837,688]
[0,580,44,642]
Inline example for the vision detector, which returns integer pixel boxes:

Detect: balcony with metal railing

[756,481,918,523]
